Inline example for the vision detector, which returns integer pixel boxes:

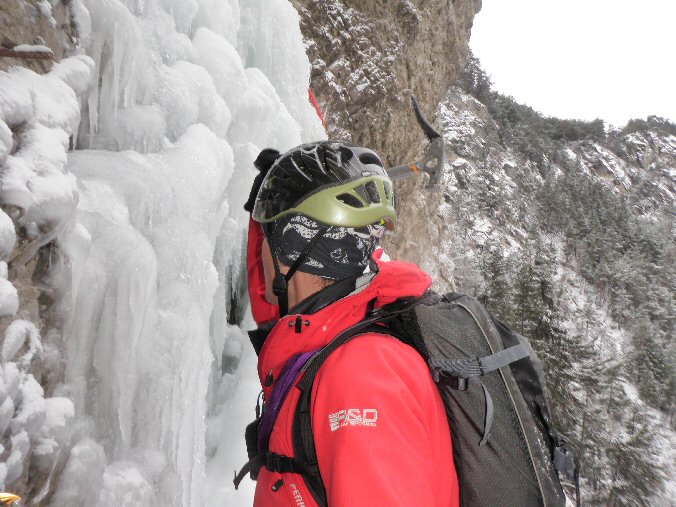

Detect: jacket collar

[256,251,432,393]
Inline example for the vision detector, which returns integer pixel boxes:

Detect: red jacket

[247,220,459,506]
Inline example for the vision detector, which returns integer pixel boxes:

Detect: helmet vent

[354,184,369,203]
[365,181,381,203]
[358,152,383,167]
[336,193,365,208]
[339,146,355,163]
[383,181,392,200]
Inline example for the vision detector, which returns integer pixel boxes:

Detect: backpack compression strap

[429,343,530,446]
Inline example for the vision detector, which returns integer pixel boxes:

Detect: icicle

[113,22,119,124]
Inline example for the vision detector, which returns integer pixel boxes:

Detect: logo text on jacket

[328,408,378,431]
[289,483,305,507]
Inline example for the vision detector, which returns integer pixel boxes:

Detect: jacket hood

[256,250,432,394]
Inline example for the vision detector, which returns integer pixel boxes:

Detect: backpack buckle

[432,368,470,390]
[443,373,468,391]
[265,452,279,471]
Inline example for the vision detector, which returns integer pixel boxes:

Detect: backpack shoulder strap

[291,323,393,506]
[290,296,428,506]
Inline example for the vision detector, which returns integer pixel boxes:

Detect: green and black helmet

[252,141,396,317]
[252,141,396,230]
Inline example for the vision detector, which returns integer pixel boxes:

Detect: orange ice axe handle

[387,137,445,191]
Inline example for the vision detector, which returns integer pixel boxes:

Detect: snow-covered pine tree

[604,407,666,507]
[477,241,512,321]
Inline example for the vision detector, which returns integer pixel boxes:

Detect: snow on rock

[576,142,632,190]
[0,26,107,497]
[2,124,77,229]
[12,44,54,56]
[36,0,56,24]
[0,212,16,261]
[0,74,33,127]
[51,55,96,96]
[0,349,74,491]
[0,57,93,247]
[0,120,11,167]
[10,373,46,435]
[1,320,41,365]
[0,398,14,436]
[0,279,18,318]
[5,430,29,484]
[2,363,20,403]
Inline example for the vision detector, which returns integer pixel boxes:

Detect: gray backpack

[235,292,580,506]
[387,293,580,506]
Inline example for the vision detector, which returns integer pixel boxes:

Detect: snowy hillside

[0,0,323,505]
[388,70,675,505]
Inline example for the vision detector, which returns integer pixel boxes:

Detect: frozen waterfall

[0,0,325,505]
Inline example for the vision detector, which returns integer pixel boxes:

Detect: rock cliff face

[293,0,482,164]
[0,0,81,353]
[292,0,481,270]
[0,0,83,332]
[0,0,80,73]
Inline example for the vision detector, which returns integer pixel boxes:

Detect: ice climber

[237,141,459,506]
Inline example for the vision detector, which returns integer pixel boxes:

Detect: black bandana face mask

[266,214,386,280]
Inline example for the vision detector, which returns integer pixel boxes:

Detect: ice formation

[0,0,325,505]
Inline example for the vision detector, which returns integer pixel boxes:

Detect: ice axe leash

[386,95,446,191]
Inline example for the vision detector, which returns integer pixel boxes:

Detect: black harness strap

[428,343,530,380]
[234,452,310,490]
[291,323,395,506]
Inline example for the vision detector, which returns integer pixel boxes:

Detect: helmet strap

[268,225,329,317]
[268,236,289,316]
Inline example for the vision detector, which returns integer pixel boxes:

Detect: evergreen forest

[448,55,675,505]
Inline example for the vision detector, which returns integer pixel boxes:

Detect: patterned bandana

[266,214,386,280]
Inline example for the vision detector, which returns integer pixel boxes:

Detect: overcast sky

[469,0,676,128]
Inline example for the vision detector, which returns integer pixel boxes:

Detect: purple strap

[257,349,319,453]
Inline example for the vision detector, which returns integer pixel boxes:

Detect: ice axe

[386,95,446,191]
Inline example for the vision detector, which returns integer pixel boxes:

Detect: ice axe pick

[386,95,446,191]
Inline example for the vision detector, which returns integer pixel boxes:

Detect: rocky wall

[292,0,482,268]
[0,2,81,499]
[0,0,80,74]
[294,0,481,162]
